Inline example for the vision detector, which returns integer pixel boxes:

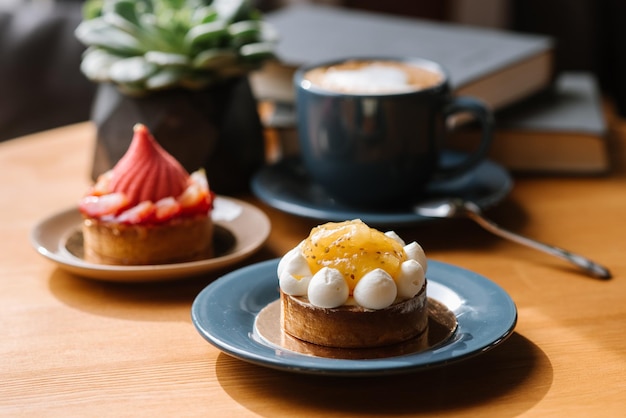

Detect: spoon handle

[464,204,612,279]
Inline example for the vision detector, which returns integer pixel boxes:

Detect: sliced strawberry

[189,169,209,192]
[79,192,129,217]
[154,197,182,222]
[115,201,156,224]
[178,183,211,216]
[89,171,114,196]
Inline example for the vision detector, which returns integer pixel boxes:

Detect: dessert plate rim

[191,258,518,376]
[251,152,513,227]
[30,196,270,282]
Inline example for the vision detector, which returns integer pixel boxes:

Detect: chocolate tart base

[280,281,428,348]
[82,215,213,265]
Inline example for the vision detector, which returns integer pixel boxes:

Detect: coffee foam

[304,60,443,94]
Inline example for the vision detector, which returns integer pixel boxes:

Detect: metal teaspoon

[414,198,612,279]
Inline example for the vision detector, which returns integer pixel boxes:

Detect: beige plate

[30,196,271,282]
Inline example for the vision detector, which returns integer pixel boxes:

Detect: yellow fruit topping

[301,219,407,292]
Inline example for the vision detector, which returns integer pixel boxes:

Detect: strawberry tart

[277,219,428,348]
[79,124,214,265]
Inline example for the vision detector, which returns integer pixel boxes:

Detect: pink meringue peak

[108,124,190,206]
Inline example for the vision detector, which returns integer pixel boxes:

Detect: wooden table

[2,120,626,417]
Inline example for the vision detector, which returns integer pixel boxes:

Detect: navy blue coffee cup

[294,57,493,208]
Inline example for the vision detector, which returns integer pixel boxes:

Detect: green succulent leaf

[191,6,218,25]
[239,42,275,61]
[137,15,183,52]
[102,13,140,36]
[192,49,237,69]
[227,20,263,48]
[213,0,249,23]
[80,48,122,81]
[145,67,185,90]
[145,51,190,66]
[76,18,143,55]
[82,0,104,19]
[109,0,140,25]
[109,56,158,84]
[184,21,228,49]
[227,20,261,38]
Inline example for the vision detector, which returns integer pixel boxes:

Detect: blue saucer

[251,153,513,227]
[191,258,518,376]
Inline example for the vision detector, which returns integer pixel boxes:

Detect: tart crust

[82,215,213,265]
[280,281,428,348]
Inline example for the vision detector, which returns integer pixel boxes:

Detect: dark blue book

[251,3,554,110]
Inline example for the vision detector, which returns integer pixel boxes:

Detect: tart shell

[280,281,428,348]
[82,215,213,265]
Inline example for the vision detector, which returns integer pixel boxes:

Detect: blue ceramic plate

[251,153,513,227]
[191,258,517,376]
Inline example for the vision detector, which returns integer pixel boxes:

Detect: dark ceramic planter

[90,77,265,195]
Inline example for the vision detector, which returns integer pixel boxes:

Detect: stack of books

[448,72,608,174]
[251,3,610,174]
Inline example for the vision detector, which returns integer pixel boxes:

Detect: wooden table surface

[2,120,626,417]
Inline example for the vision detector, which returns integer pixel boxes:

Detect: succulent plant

[75,0,277,96]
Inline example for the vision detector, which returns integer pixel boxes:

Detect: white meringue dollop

[307,267,349,308]
[353,268,397,310]
[277,245,312,296]
[396,259,426,299]
[404,241,428,273]
[279,271,312,297]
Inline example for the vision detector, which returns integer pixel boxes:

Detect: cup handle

[435,96,494,179]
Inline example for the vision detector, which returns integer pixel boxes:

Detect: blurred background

[1,0,625,142]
